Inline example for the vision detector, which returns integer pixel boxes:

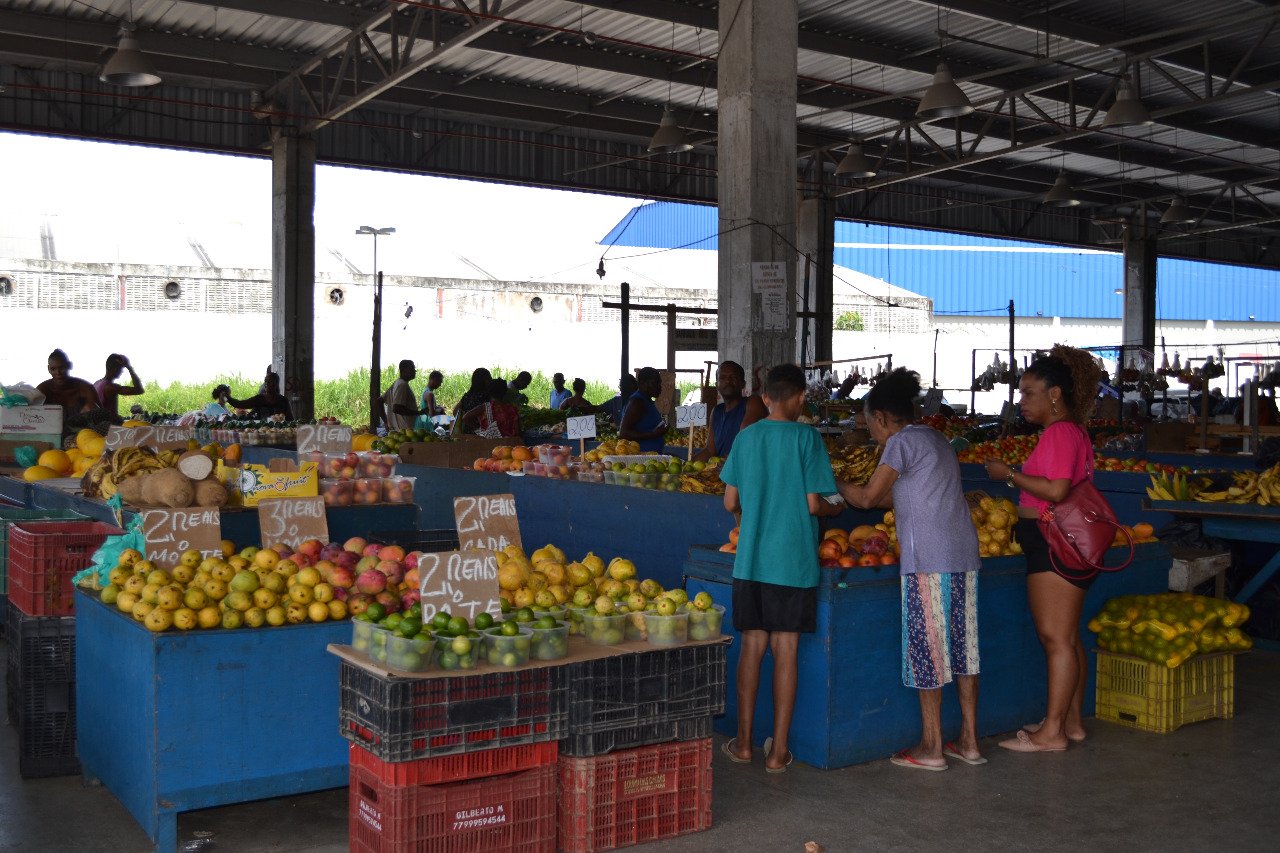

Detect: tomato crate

[349,741,558,787]
[0,509,84,632]
[558,738,713,853]
[339,660,568,762]
[560,642,726,757]
[349,762,556,853]
[6,602,76,684]
[7,521,122,617]
[1095,650,1236,734]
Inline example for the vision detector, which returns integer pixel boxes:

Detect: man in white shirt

[380,360,423,432]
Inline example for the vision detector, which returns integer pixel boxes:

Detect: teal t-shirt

[720,419,838,588]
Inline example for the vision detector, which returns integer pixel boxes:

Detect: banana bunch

[82,446,172,499]
[1146,471,1196,502]
[678,464,726,495]
[829,444,882,485]
[1194,466,1280,505]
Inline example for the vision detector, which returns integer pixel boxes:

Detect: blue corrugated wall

[599,201,1280,322]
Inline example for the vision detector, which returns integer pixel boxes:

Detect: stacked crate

[557,642,726,852]
[3,516,113,779]
[0,509,84,633]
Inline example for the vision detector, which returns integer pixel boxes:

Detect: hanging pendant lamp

[1042,172,1081,207]
[101,25,161,87]
[916,63,973,120]
[1101,79,1152,129]
[648,109,693,154]
[835,143,877,179]
[1160,196,1196,225]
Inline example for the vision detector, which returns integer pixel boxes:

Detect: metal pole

[970,348,977,415]
[932,329,939,388]
[370,269,383,432]
[620,281,631,380]
[666,304,677,372]
[800,253,812,366]
[1008,300,1016,409]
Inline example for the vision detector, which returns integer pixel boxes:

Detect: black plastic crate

[15,697,79,779]
[559,715,714,758]
[560,643,726,757]
[370,529,459,553]
[0,593,7,638]
[4,663,15,726]
[339,660,568,762]
[7,603,76,684]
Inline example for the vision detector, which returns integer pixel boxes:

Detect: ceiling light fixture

[100,23,161,87]
[1101,77,1153,129]
[1160,195,1197,225]
[1042,171,1081,207]
[648,108,693,154]
[916,63,973,120]
[835,143,877,179]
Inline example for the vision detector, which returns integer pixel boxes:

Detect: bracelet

[1005,472,1017,489]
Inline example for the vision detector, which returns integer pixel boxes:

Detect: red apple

[404,551,421,570]
[334,550,359,570]
[362,542,382,558]
[400,589,420,610]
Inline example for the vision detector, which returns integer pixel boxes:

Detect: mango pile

[1089,593,1252,668]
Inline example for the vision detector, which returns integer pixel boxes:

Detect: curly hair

[864,367,922,422]
[1024,345,1104,423]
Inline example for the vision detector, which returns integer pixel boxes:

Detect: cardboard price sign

[142,508,222,569]
[566,415,596,440]
[453,494,521,552]
[416,549,503,621]
[105,425,194,451]
[257,496,328,550]
[675,403,708,429]
[296,423,353,454]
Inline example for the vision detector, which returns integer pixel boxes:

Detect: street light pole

[356,225,396,431]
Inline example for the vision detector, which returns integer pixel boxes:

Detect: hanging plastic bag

[0,382,44,406]
[73,503,142,589]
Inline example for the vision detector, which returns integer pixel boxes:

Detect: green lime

[500,620,520,637]
[398,617,422,636]
[437,650,459,670]
[534,616,558,629]
[474,612,494,631]
[431,611,452,630]
[447,616,468,636]
[365,603,386,622]
[515,607,534,623]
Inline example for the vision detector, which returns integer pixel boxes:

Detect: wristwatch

[1005,470,1017,489]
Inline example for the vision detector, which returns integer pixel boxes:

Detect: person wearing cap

[619,367,667,452]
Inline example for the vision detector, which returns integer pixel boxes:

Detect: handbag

[1037,478,1134,582]
[475,402,504,440]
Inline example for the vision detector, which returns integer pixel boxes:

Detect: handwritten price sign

[142,508,222,569]
[566,415,596,440]
[454,493,521,552]
[257,497,328,549]
[105,425,194,451]
[675,404,708,429]
[416,549,503,621]
[296,423,353,454]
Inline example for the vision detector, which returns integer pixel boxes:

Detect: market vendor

[228,368,293,421]
[550,373,572,409]
[421,370,445,418]
[599,375,638,423]
[37,349,102,432]
[205,384,233,418]
[93,353,144,424]
[558,378,595,413]
[455,367,492,416]
[457,378,521,437]
[379,359,426,432]
[505,370,532,407]
[619,367,667,452]
[694,361,766,462]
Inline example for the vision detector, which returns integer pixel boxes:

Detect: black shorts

[1016,518,1095,590]
[732,579,818,633]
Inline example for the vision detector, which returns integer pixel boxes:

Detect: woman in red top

[458,378,521,438]
[984,345,1103,754]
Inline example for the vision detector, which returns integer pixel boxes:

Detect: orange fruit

[37,449,72,475]
[23,465,60,481]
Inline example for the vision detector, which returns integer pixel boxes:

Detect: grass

[131,368,697,424]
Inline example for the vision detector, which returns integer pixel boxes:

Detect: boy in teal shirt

[720,363,843,772]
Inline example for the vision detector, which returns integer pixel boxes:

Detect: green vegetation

[834,311,865,332]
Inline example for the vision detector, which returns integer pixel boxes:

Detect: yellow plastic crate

[1095,650,1235,734]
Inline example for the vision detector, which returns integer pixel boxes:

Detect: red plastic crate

[558,738,713,853]
[7,522,122,617]
[349,741,558,787]
[349,762,556,853]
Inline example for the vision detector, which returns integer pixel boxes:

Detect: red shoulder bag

[1038,478,1134,582]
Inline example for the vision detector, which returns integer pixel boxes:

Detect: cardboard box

[0,405,63,436]
[219,461,318,507]
[0,437,54,463]
[399,436,523,469]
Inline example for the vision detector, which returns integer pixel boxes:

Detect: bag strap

[1049,514,1136,582]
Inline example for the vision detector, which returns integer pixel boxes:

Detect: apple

[362,543,382,558]
[376,559,405,584]
[404,551,421,571]
[400,589,420,610]
[334,550,359,570]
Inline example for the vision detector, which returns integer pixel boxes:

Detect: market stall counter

[74,590,350,853]
[683,542,1171,770]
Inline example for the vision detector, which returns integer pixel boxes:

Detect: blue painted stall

[75,591,350,853]
[684,542,1171,770]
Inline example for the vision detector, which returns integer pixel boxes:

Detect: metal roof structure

[0,1,1277,269]
[601,199,1280,322]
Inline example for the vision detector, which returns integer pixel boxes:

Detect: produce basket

[338,659,568,762]
[6,521,123,617]
[1095,649,1236,734]
[558,739,713,853]
[349,762,556,853]
[348,740,557,787]
[560,642,726,757]
[0,509,84,628]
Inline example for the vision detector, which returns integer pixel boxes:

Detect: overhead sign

[257,496,329,550]
[416,549,503,622]
[453,494,521,552]
[566,415,596,440]
[141,508,222,570]
[296,423,353,454]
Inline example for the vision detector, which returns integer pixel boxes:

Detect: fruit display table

[683,541,1172,770]
[74,591,351,853]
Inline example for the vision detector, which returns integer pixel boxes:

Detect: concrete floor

[3,650,1279,853]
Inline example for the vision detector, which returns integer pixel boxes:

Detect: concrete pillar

[1122,230,1157,365]
[796,196,835,366]
[716,0,798,384]
[271,133,316,420]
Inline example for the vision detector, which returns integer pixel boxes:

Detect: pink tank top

[1019,422,1092,513]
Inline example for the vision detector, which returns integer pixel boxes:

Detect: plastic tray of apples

[358,451,399,478]
[381,476,415,504]
[323,451,362,480]
[535,444,573,466]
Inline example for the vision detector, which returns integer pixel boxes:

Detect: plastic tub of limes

[484,621,533,667]
[428,610,493,671]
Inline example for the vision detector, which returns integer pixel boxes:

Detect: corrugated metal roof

[600,200,1280,322]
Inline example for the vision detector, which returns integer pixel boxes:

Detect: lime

[431,611,452,631]
[384,613,403,629]
[502,652,519,667]
[447,616,469,636]
[398,617,422,636]
[514,607,534,623]
[365,603,386,622]
[451,635,473,655]
[437,650,459,670]
[474,612,495,631]
[500,620,520,637]
[534,616,558,630]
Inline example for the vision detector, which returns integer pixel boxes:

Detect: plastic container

[601,454,674,468]
[0,509,85,627]
[566,606,592,636]
[623,611,647,642]
[578,611,626,646]
[522,460,547,477]
[352,478,382,506]
[348,740,558,788]
[528,621,570,661]
[687,604,725,641]
[349,762,556,853]
[350,618,380,653]
[380,476,415,504]
[560,643,727,757]
[602,470,626,486]
[338,659,568,762]
[557,739,712,853]
[1095,649,1235,733]
[432,630,482,671]
[643,611,689,646]
[7,521,124,617]
[297,449,326,469]
[576,462,606,484]
[383,633,433,672]
[484,624,533,667]
[536,444,573,466]
[358,451,398,478]
[320,478,354,507]
[322,451,360,480]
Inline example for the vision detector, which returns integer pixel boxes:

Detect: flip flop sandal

[720,738,752,765]
[998,729,1067,753]
[890,749,948,772]
[762,737,794,773]
[942,741,988,766]
[1022,721,1087,743]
